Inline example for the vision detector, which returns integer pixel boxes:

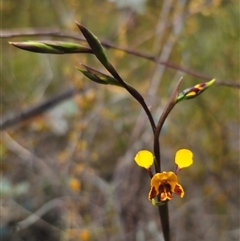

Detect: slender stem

[154,77,183,172]
[159,204,170,241]
[153,78,183,241]
[106,64,156,134]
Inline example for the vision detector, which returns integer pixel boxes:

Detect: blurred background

[1,0,239,240]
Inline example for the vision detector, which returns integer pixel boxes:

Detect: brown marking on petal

[194,83,205,89]
[174,184,184,197]
[159,183,173,201]
[148,186,157,200]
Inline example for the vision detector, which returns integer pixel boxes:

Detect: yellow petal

[150,172,178,196]
[186,91,197,97]
[165,171,178,192]
[134,150,154,168]
[175,149,193,169]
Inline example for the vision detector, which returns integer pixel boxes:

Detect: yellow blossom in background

[73,163,85,175]
[69,178,81,191]
[79,228,90,241]
[134,150,154,169]
[175,149,193,169]
[67,228,90,241]
[77,140,88,151]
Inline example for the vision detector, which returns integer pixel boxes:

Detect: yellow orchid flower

[148,171,184,202]
[134,148,193,205]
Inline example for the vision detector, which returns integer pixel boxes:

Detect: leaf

[76,64,123,87]
[9,41,93,54]
[76,22,109,67]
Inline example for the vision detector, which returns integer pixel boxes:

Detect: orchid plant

[9,22,215,241]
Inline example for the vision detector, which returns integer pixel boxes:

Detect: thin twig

[160,61,240,87]
[15,198,64,231]
[0,87,88,130]
[2,132,60,185]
